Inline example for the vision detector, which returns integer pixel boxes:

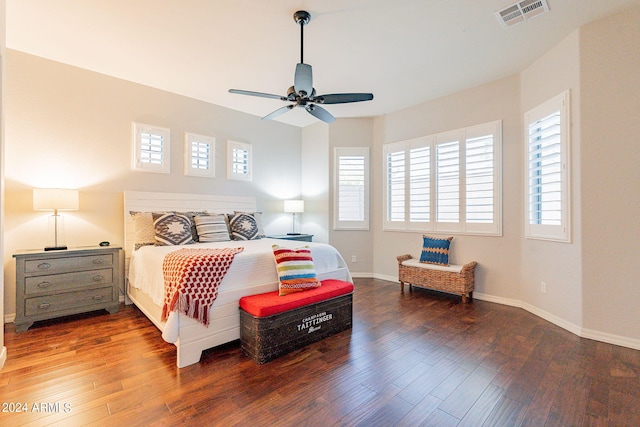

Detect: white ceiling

[6,0,640,127]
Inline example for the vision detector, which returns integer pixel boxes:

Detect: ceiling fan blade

[305,104,335,123]
[262,105,295,121]
[294,63,313,96]
[229,89,286,101]
[314,93,374,104]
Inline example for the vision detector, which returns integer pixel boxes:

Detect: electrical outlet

[351,255,357,263]
[541,281,547,293]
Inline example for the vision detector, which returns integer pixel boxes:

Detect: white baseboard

[581,327,640,351]
[351,272,375,279]
[473,292,522,308]
[521,302,583,337]
[372,273,398,283]
[4,313,15,324]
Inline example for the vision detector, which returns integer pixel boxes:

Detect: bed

[123,191,352,368]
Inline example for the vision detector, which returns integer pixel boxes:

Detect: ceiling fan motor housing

[293,10,311,26]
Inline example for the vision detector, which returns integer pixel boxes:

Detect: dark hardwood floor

[2,278,639,426]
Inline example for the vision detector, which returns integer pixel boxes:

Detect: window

[185,133,215,178]
[524,91,570,242]
[227,140,252,181]
[132,122,170,174]
[334,147,369,230]
[383,120,502,235]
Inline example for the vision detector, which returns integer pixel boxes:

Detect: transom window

[185,133,215,178]
[132,123,170,174]
[227,140,252,181]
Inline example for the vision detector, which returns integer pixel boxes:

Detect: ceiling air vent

[496,0,550,28]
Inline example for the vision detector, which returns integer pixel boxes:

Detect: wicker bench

[397,254,477,303]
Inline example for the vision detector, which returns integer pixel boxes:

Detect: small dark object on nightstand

[99,241,110,246]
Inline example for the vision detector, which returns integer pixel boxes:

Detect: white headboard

[123,190,256,258]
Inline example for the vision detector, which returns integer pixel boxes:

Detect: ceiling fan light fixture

[228,10,373,124]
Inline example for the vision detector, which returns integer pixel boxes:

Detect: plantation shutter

[386,149,405,222]
[524,90,570,242]
[466,134,494,223]
[436,140,460,223]
[335,147,370,230]
[409,146,430,222]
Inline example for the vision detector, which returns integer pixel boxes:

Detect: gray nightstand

[267,234,313,242]
[13,245,121,332]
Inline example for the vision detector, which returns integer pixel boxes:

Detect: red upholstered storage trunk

[239,279,354,364]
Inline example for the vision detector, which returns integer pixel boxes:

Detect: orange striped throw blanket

[162,247,244,326]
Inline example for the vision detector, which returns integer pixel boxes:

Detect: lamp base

[44,245,68,251]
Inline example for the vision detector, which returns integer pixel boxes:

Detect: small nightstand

[13,245,121,332]
[267,234,314,242]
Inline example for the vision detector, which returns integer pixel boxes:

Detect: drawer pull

[37,262,51,270]
[92,259,105,265]
[92,295,104,301]
[37,281,52,289]
[92,275,104,282]
[38,303,51,309]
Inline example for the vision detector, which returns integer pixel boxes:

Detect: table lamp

[33,188,79,251]
[284,200,304,235]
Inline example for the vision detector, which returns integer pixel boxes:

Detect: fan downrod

[293,10,310,26]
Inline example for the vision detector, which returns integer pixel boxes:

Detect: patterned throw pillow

[234,211,266,238]
[228,213,261,240]
[194,214,231,242]
[272,244,321,296]
[419,235,453,266]
[152,212,195,246]
[130,211,157,250]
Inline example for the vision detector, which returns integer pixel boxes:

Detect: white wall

[301,122,330,243]
[580,8,640,342]
[3,50,302,318]
[372,75,523,301]
[328,118,375,276]
[519,30,583,331]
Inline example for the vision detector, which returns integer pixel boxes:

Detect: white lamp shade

[283,200,304,213]
[33,188,79,211]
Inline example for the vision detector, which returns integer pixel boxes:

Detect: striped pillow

[194,214,230,242]
[272,244,321,296]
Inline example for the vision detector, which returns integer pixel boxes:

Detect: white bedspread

[128,238,352,309]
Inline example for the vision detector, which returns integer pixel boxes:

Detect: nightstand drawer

[24,268,113,295]
[24,253,114,274]
[24,286,114,316]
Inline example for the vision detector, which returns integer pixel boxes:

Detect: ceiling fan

[229,10,374,124]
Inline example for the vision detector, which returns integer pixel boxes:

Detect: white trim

[581,328,640,351]
[521,301,582,336]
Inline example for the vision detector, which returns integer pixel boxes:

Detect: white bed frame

[124,191,266,368]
